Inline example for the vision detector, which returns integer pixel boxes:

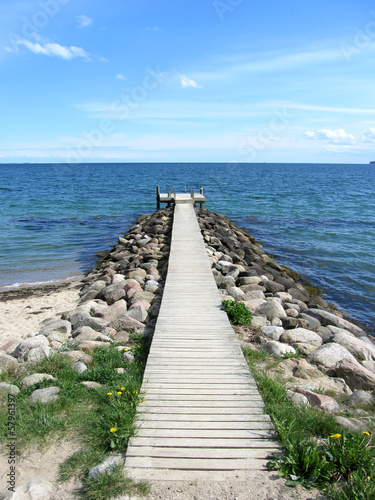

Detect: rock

[227,286,245,301]
[238,276,262,286]
[315,326,333,343]
[25,346,52,364]
[12,336,49,361]
[292,359,322,380]
[332,331,375,363]
[288,286,310,302]
[344,390,374,408]
[100,285,126,305]
[215,275,236,289]
[295,388,340,412]
[130,300,151,311]
[289,376,352,396]
[94,299,128,322]
[285,308,299,318]
[3,479,54,500]
[110,316,145,332]
[261,326,285,341]
[275,292,293,302]
[69,312,109,332]
[81,381,102,389]
[336,358,375,391]
[0,383,20,397]
[304,309,366,337]
[242,299,267,315]
[280,328,323,348]
[65,351,93,365]
[124,352,135,363]
[124,281,143,295]
[30,386,60,403]
[112,331,130,343]
[72,361,88,374]
[20,373,57,388]
[38,320,71,337]
[126,268,147,280]
[260,341,296,357]
[286,390,310,407]
[128,291,155,306]
[78,340,111,351]
[0,353,19,375]
[299,313,321,330]
[307,343,357,370]
[334,416,367,432]
[123,306,148,323]
[73,327,112,343]
[88,454,124,478]
[258,298,287,321]
[250,316,270,329]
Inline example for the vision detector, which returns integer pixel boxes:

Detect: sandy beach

[0,280,82,347]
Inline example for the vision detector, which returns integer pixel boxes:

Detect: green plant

[222,300,252,325]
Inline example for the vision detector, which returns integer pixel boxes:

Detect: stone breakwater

[0,206,374,428]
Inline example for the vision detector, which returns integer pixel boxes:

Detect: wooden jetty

[124,194,279,481]
[156,186,206,210]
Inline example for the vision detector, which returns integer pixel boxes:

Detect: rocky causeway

[0,205,374,498]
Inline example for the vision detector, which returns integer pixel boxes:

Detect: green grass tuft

[222,300,252,325]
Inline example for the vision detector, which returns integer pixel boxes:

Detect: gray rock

[3,479,54,500]
[286,390,310,407]
[0,383,20,397]
[123,306,148,323]
[280,328,323,347]
[288,286,310,302]
[215,275,236,289]
[78,340,111,351]
[261,326,285,341]
[295,388,340,412]
[250,316,270,329]
[126,268,147,280]
[110,316,145,332]
[344,390,374,408]
[69,312,109,332]
[285,308,299,318]
[227,286,245,301]
[315,326,334,343]
[332,331,375,363]
[299,313,321,329]
[307,343,357,370]
[65,350,93,365]
[260,341,296,357]
[335,416,367,432]
[123,352,135,363]
[304,309,366,337]
[0,353,18,375]
[81,381,102,389]
[25,346,52,364]
[258,298,287,321]
[128,291,155,306]
[336,358,375,391]
[88,453,124,478]
[99,285,126,305]
[238,276,262,286]
[73,327,112,343]
[20,373,57,388]
[38,319,71,337]
[93,299,128,322]
[30,386,60,403]
[72,361,88,374]
[12,336,49,361]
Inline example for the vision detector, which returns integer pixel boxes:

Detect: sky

[1,0,375,164]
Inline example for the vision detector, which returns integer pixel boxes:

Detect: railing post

[156,186,160,210]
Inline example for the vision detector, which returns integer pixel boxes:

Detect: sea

[0,163,374,335]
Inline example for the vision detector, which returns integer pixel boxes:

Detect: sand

[0,280,82,347]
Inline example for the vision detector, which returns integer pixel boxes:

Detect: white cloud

[116,73,127,80]
[178,74,202,88]
[363,128,375,141]
[7,38,90,60]
[305,128,355,144]
[76,15,92,28]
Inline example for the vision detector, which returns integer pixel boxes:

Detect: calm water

[0,163,374,334]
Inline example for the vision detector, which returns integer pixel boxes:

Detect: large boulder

[295,388,340,412]
[20,373,57,388]
[332,331,375,364]
[307,343,357,371]
[38,320,71,338]
[69,312,109,332]
[30,387,60,403]
[336,358,375,391]
[93,299,128,322]
[258,298,287,321]
[261,341,296,357]
[0,383,20,397]
[280,328,323,347]
[12,336,50,361]
[0,353,18,375]
[304,309,366,337]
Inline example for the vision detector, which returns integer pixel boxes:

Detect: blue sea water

[0,163,374,335]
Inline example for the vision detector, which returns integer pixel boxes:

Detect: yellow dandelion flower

[110,427,117,433]
[120,387,125,391]
[330,434,342,439]
[363,431,371,436]
[124,348,128,351]
[117,391,122,395]
[107,392,113,396]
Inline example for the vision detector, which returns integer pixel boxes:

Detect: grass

[222,300,252,325]
[243,347,375,498]
[0,333,150,500]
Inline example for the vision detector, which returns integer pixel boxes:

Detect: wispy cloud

[76,15,92,28]
[116,73,127,80]
[6,37,90,60]
[305,128,355,144]
[273,101,375,115]
[177,74,202,88]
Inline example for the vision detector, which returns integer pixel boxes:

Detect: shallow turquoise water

[0,163,374,333]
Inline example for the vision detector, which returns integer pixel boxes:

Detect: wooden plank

[126,447,278,459]
[134,421,273,430]
[137,413,271,422]
[127,437,279,449]
[134,429,277,439]
[125,456,268,470]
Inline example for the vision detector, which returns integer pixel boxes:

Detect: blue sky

[1,0,375,163]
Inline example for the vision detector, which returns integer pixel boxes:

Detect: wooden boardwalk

[124,199,279,481]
